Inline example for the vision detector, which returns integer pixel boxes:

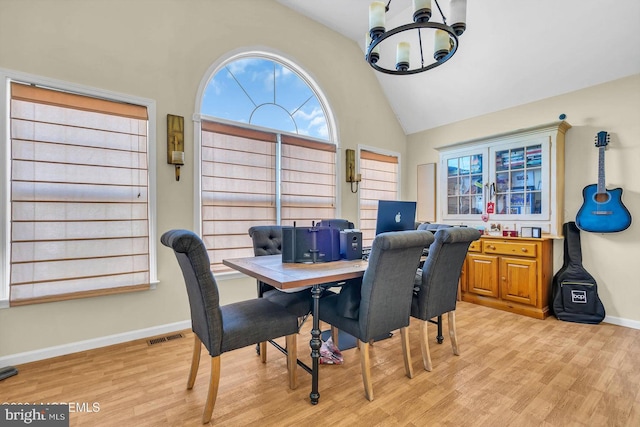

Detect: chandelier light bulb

[396,42,410,71]
[413,0,432,23]
[450,0,467,36]
[365,32,380,64]
[369,2,386,40]
[434,30,450,61]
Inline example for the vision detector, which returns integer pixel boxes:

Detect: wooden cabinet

[461,236,553,319]
[436,121,571,237]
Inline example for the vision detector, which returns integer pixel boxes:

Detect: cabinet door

[490,137,550,220]
[500,256,537,306]
[442,150,486,220]
[467,254,499,298]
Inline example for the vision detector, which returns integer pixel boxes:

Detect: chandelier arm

[418,28,424,68]
[433,0,447,25]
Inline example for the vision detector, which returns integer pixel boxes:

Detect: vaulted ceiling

[277,0,640,134]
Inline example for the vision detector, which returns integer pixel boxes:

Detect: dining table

[223,254,368,405]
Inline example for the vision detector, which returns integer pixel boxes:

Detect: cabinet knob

[521,248,528,253]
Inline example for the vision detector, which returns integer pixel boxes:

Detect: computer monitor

[375,200,417,235]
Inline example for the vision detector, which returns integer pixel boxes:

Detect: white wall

[406,74,640,326]
[0,0,406,360]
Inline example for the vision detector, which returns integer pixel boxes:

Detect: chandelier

[366,0,467,75]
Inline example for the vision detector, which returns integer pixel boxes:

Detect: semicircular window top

[202,57,329,141]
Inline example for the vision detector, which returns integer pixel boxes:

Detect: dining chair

[248,225,313,361]
[318,230,435,401]
[248,225,312,317]
[411,227,481,371]
[416,222,452,343]
[316,218,355,230]
[161,229,300,424]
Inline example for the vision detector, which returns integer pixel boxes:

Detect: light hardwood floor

[2,302,639,426]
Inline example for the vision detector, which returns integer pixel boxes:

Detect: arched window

[196,53,337,273]
[202,57,329,140]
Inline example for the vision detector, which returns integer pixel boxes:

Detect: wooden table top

[223,254,368,290]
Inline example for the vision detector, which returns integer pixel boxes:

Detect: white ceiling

[277,0,640,135]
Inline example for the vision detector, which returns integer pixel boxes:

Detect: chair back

[317,219,354,230]
[358,230,435,341]
[417,222,453,232]
[412,227,481,320]
[248,225,283,256]
[161,229,223,355]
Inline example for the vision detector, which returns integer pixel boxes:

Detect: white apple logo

[395,212,401,223]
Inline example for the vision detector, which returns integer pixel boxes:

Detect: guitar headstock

[595,131,610,148]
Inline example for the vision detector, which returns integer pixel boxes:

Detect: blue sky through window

[202,57,329,140]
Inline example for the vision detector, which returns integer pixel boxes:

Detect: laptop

[374,200,417,235]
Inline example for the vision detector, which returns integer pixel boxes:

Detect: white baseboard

[0,320,192,367]
[604,315,640,330]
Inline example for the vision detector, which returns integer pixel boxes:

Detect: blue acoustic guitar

[576,131,632,233]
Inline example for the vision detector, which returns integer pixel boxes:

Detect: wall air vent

[147,333,185,346]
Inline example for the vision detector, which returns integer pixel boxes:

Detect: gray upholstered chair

[416,222,453,342]
[411,227,481,371]
[248,225,313,362]
[316,218,354,230]
[318,230,435,401]
[161,229,300,424]
[417,222,453,232]
[248,225,312,317]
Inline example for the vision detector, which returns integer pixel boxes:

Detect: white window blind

[281,134,336,225]
[201,121,336,273]
[201,121,277,272]
[359,150,399,246]
[9,82,150,305]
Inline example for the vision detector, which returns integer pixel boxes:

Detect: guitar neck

[597,145,606,194]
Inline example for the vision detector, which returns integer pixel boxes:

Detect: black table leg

[436,314,444,344]
[309,284,322,404]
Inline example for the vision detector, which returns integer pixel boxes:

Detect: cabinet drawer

[483,241,537,258]
[468,240,482,252]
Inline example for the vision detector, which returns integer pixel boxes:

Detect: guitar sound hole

[594,193,609,203]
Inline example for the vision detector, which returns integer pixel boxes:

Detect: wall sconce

[346,149,361,193]
[167,114,184,181]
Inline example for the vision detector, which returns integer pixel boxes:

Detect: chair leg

[202,356,221,424]
[400,326,414,379]
[448,311,460,356]
[259,341,267,363]
[419,320,433,372]
[359,340,374,401]
[331,325,339,348]
[188,335,202,389]
[285,334,298,389]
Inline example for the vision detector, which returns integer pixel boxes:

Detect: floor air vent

[147,333,185,346]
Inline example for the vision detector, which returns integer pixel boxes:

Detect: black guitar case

[551,222,605,324]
